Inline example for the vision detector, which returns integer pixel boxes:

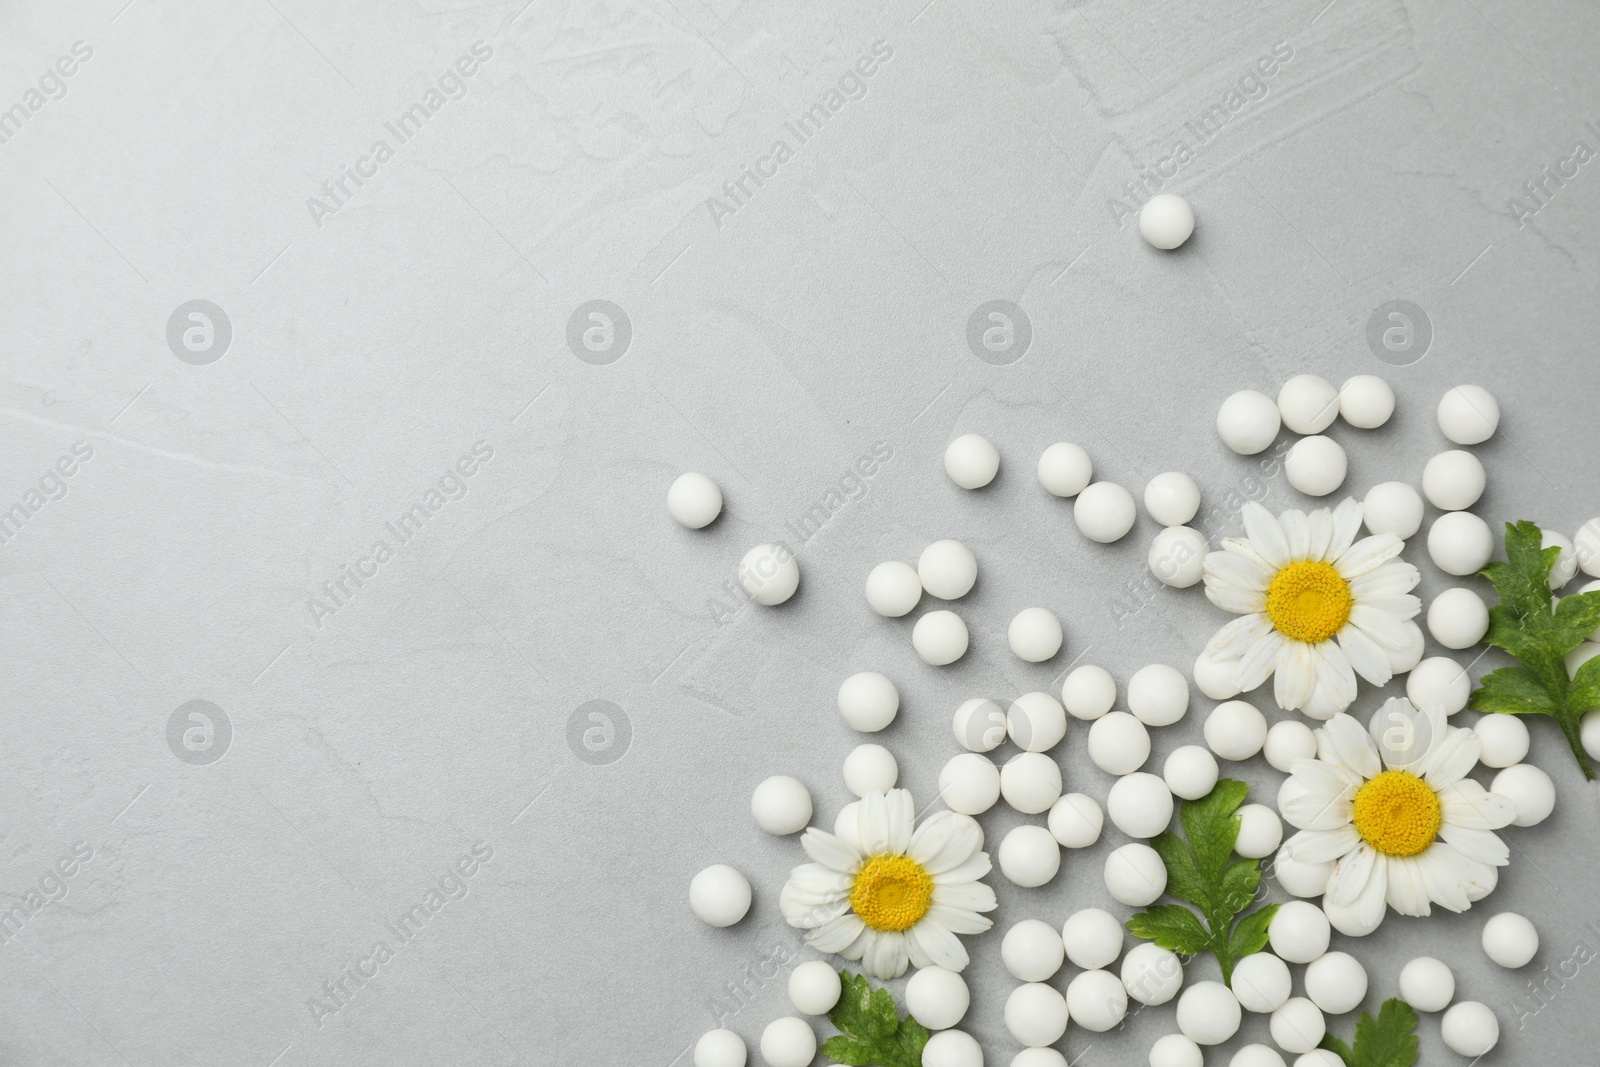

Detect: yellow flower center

[1264,560,1353,644]
[1351,771,1442,857]
[849,854,934,932]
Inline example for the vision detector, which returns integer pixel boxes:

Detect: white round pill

[837,672,899,732]
[1338,375,1394,429]
[1038,442,1093,497]
[1205,701,1267,760]
[1422,450,1486,511]
[953,698,1007,752]
[843,744,898,797]
[1427,587,1489,649]
[1272,843,1333,898]
[1284,435,1347,497]
[694,1028,746,1067]
[1129,663,1191,726]
[1062,907,1125,970]
[1177,981,1241,1045]
[1544,528,1579,589]
[1428,512,1495,575]
[1482,912,1539,968]
[1388,621,1426,674]
[1122,942,1184,1006]
[1149,1034,1204,1067]
[1584,708,1600,760]
[1231,951,1291,1012]
[1002,919,1066,982]
[1472,713,1529,768]
[1278,375,1340,435]
[751,775,812,835]
[1440,1001,1498,1057]
[1293,1054,1343,1067]
[1008,692,1068,752]
[1145,472,1202,527]
[923,1029,983,1067]
[1362,481,1424,540]
[1163,745,1219,800]
[1076,481,1138,543]
[1438,385,1499,445]
[1048,792,1104,848]
[1148,526,1209,588]
[945,433,999,489]
[788,960,842,1015]
[668,472,723,529]
[1140,193,1195,249]
[690,865,751,927]
[738,543,799,605]
[906,966,970,1029]
[1063,664,1117,719]
[1000,824,1061,887]
[913,610,969,666]
[864,561,922,617]
[1012,1051,1066,1067]
[939,753,1001,816]
[1406,657,1470,716]
[1067,969,1128,1032]
[1576,518,1600,577]
[1107,772,1175,838]
[1194,648,1243,699]
[1230,1045,1287,1067]
[1234,804,1283,859]
[760,1018,815,1067]
[1105,842,1167,906]
[918,540,978,600]
[1264,720,1318,773]
[1001,752,1063,814]
[1009,608,1064,663]
[1270,999,1325,1054]
[1268,901,1331,964]
[1304,952,1366,1015]
[1088,712,1151,775]
[1397,957,1454,1012]
[1218,390,1282,455]
[1006,983,1069,1046]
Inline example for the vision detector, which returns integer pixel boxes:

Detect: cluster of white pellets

[667,471,804,607]
[1216,373,1396,497]
[1393,954,1504,1057]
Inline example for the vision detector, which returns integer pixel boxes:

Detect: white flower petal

[1311,643,1358,711]
[1238,631,1286,692]
[1326,841,1378,906]
[1282,825,1362,864]
[861,930,909,979]
[1437,823,1510,867]
[1437,779,1518,830]
[801,828,862,872]
[936,852,993,885]
[1384,855,1432,917]
[909,919,970,971]
[909,811,984,875]
[1207,614,1273,661]
[857,793,891,856]
[1321,714,1383,780]
[1334,533,1404,579]
[1281,510,1311,560]
[1338,625,1393,687]
[1359,594,1422,620]
[932,880,997,915]
[1209,583,1267,615]
[1308,507,1336,562]
[1419,726,1481,788]
[1275,641,1318,710]
[1349,560,1422,599]
[1279,771,1356,831]
[925,902,993,936]
[885,789,916,855]
[806,912,865,952]
[1243,502,1291,567]
[1415,842,1475,913]
[1205,549,1274,593]
[1348,603,1413,651]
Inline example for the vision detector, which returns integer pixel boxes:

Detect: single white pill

[1576,517,1600,577]
[1422,450,1486,511]
[1218,390,1282,455]
[923,1029,984,1067]
[694,1028,746,1067]
[738,543,799,605]
[1235,804,1283,858]
[1107,772,1175,838]
[1148,526,1208,588]
[1482,911,1539,968]
[1440,1001,1499,1057]
[1472,713,1529,768]
[788,960,842,1015]
[1293,1054,1343,1067]
[1270,999,1325,1054]
[1076,481,1138,543]
[1006,982,1069,1046]
[837,672,899,732]
[1176,981,1241,1045]
[1544,528,1579,589]
[1012,1051,1067,1067]
[1304,952,1366,1015]
[1272,843,1334,898]
[953,698,1007,752]
[1231,952,1291,1012]
[1278,375,1340,435]
[1122,942,1185,1006]
[1038,442,1093,497]
[1128,664,1191,726]
[751,775,812,835]
[1284,436,1347,497]
[1063,665,1118,720]
[1205,701,1267,760]
[1063,908,1125,970]
[906,966,970,1029]
[918,540,978,600]
[1438,385,1499,445]
[939,753,1001,815]
[1230,1045,1287,1067]
[1088,712,1151,775]
[1338,375,1394,429]
[1009,608,1064,663]
[1584,708,1600,760]
[760,1018,815,1067]
[1067,969,1128,1031]
[1048,792,1104,848]
[1264,721,1318,773]
[1362,481,1424,540]
[1269,901,1331,964]
[1008,691,1068,752]
[1000,824,1061,887]
[913,610,969,666]
[1406,657,1470,716]
[1193,648,1243,699]
[1388,621,1427,674]
[1397,957,1454,1012]
[1002,919,1066,982]
[1427,588,1489,649]
[668,472,723,528]
[1105,842,1167,906]
[1428,512,1494,575]
[945,433,999,489]
[1149,1034,1204,1067]
[864,561,922,617]
[1144,472,1202,527]
[843,744,898,797]
[1163,745,1219,800]
[1001,752,1063,814]
[689,865,751,927]
[1140,193,1195,249]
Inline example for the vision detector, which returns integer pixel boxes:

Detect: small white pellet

[1144,471,1201,526]
[1217,390,1282,455]
[1437,385,1499,445]
[1270,999,1325,1054]
[1107,772,1175,839]
[689,864,751,927]
[1575,517,1600,577]
[1062,664,1117,719]
[1440,1001,1499,1057]
[694,1028,746,1067]
[1492,763,1555,825]
[837,672,899,732]
[1268,901,1331,964]
[1278,375,1340,435]
[918,539,978,600]
[1428,512,1494,575]
[1482,911,1539,968]
[1337,375,1394,429]
[1037,442,1093,497]
[1293,1053,1343,1067]
[1193,648,1243,699]
[1008,691,1067,753]
[1263,720,1318,773]
[1472,713,1529,768]
[1362,481,1424,540]
[1067,969,1128,1032]
[999,825,1061,887]
[922,1029,983,1067]
[1149,526,1209,588]
[751,775,812,835]
[738,543,799,605]
[1543,528,1579,589]
[1230,1045,1287,1067]
[1205,701,1267,760]
[1176,981,1241,1045]
[1139,193,1195,249]
[1104,842,1167,906]
[1397,957,1454,1012]
[1128,663,1191,726]
[1272,844,1333,898]
[1583,708,1600,761]
[938,753,1001,815]
[760,1018,816,1067]
[1284,435,1347,497]
[1088,712,1151,775]
[1009,607,1064,662]
[1422,450,1486,511]
[1231,952,1291,1012]
[905,966,970,1029]
[1163,745,1219,800]
[1406,657,1470,715]
[668,472,723,529]
[1149,1034,1204,1067]
[1387,621,1427,674]
[1048,792,1104,848]
[1006,983,1069,1047]
[953,698,1006,752]
[864,561,922,617]
[843,744,898,797]
[913,610,969,665]
[944,433,999,489]
[1234,804,1282,859]
[788,960,842,1015]
[1076,481,1138,543]
[1000,752,1063,814]
[1002,919,1065,982]
[1122,942,1184,1006]
[1304,952,1366,1015]
[1427,587,1489,649]
[1062,907,1125,970]
[1012,1050,1068,1067]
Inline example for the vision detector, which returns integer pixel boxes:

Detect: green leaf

[1147,831,1207,908]
[1321,998,1419,1067]
[823,969,926,1067]
[820,1037,877,1066]
[1571,651,1600,716]
[1225,903,1279,961]
[1469,666,1560,716]
[1126,904,1211,954]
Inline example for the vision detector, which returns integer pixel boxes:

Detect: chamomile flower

[1276,701,1517,935]
[1202,498,1421,717]
[779,789,996,979]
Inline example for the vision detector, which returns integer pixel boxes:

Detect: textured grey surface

[3,1,1600,1064]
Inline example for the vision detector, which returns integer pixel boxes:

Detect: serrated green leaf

[1482,521,1555,619]
[1572,654,1600,716]
[1552,591,1600,651]
[1147,831,1207,908]
[823,970,926,1067]
[1469,666,1560,716]
[1322,998,1418,1067]
[820,1036,877,1066]
[1181,779,1248,887]
[862,987,900,1042]
[1126,904,1210,954]
[1226,903,1278,961]
[1319,1034,1354,1066]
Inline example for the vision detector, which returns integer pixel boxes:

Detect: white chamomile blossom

[780,789,996,980]
[1276,700,1516,935]
[1202,498,1421,717]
